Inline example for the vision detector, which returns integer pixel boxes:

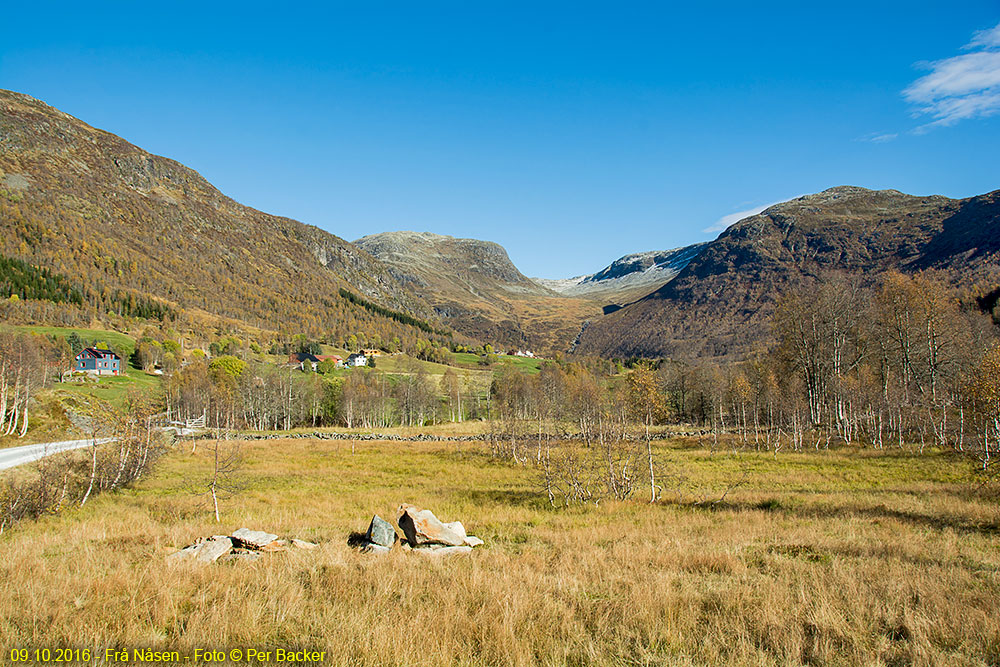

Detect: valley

[2,86,1000,667]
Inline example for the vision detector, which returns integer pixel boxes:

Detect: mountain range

[532,244,707,304]
[355,231,602,352]
[2,89,998,359]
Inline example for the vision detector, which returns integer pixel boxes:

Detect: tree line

[482,271,1000,504]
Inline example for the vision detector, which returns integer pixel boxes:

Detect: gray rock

[443,520,467,537]
[167,536,233,563]
[365,515,398,548]
[231,528,279,550]
[196,536,234,563]
[166,544,201,562]
[396,504,467,547]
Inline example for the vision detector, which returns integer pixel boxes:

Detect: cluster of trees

[165,355,491,432]
[1,253,172,323]
[0,335,46,438]
[0,333,76,439]
[736,273,998,470]
[481,272,1000,503]
[0,254,84,305]
[487,362,665,506]
[338,288,449,336]
[0,392,167,533]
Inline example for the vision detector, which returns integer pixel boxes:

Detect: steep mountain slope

[574,186,1000,360]
[355,231,602,352]
[0,89,440,343]
[534,243,707,303]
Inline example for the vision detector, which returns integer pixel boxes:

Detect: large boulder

[365,515,398,548]
[396,504,467,547]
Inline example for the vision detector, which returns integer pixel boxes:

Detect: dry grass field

[1,437,998,666]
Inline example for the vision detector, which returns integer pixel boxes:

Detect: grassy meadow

[1,437,998,665]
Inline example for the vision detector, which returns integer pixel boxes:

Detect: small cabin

[347,353,368,367]
[75,348,122,376]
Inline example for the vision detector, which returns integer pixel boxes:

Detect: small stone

[463,536,484,548]
[231,528,279,550]
[365,515,398,548]
[291,539,318,550]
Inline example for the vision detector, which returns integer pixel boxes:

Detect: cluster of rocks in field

[354,504,484,557]
[167,528,318,564]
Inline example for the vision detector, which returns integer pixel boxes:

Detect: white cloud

[702,196,804,235]
[858,131,899,143]
[969,22,1000,49]
[904,21,1000,129]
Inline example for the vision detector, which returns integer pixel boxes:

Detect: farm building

[75,348,122,376]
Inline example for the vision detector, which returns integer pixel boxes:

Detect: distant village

[68,341,537,380]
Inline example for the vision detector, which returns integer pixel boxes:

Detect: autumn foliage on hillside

[0,89,449,349]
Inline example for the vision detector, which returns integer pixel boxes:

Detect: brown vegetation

[0,437,997,665]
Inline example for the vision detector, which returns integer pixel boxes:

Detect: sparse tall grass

[0,438,998,666]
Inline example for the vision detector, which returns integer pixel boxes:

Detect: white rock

[463,536,484,548]
[396,504,467,547]
[196,537,234,563]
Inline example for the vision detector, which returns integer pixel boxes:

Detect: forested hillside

[0,89,448,350]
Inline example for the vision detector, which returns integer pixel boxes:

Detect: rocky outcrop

[350,504,484,556]
[168,528,317,565]
[231,528,280,550]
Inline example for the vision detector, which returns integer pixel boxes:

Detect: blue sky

[2,2,999,278]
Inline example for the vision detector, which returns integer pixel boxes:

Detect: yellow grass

[1,439,998,666]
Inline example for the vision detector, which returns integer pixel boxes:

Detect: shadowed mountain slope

[574,186,1000,360]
